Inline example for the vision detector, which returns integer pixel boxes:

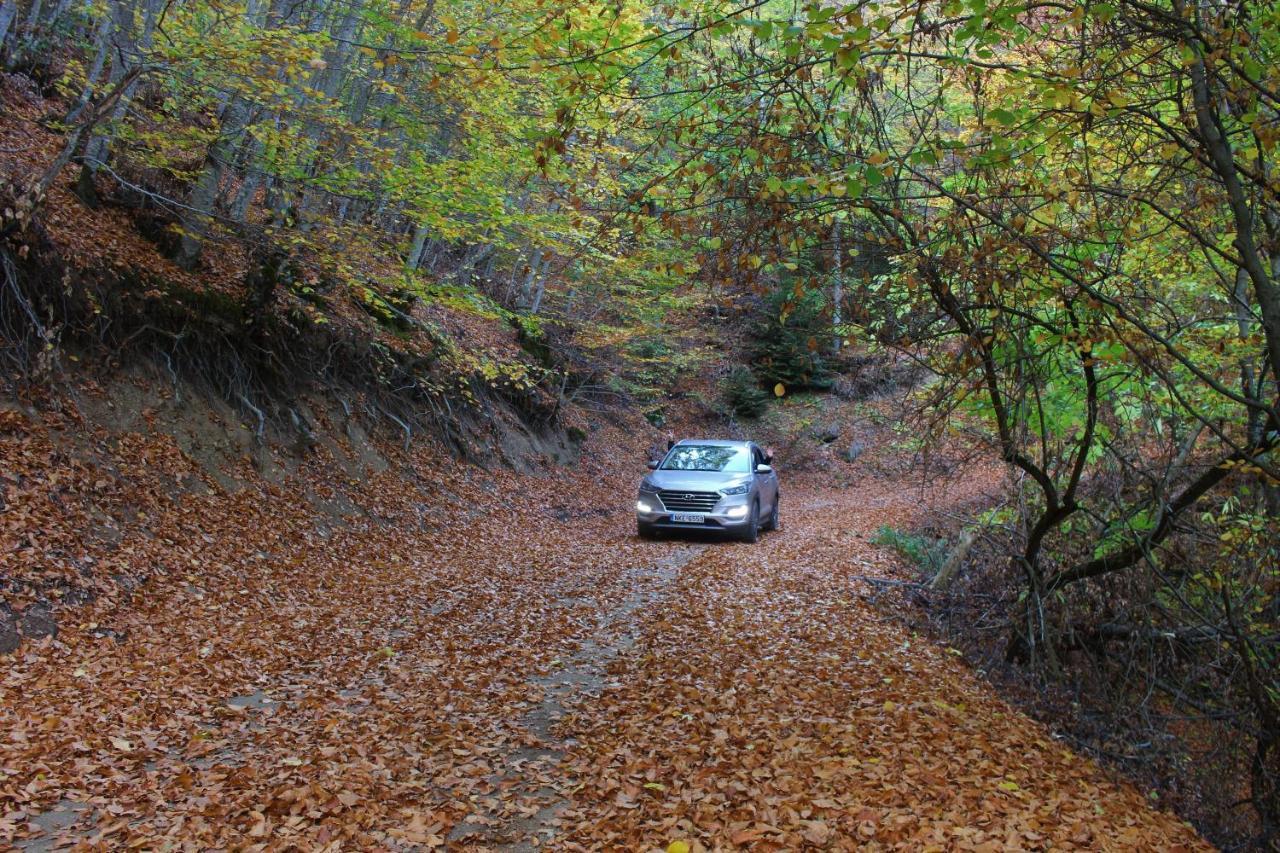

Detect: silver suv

[636,439,780,542]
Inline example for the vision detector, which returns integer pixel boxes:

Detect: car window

[661,445,751,473]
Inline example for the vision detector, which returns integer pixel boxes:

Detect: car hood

[644,470,750,491]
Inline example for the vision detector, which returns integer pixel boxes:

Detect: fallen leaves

[531,474,1208,850]
[0,390,1209,849]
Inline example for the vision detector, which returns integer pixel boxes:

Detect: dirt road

[2,464,1207,850]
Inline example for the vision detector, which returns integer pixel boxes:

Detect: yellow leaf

[446,29,459,44]
[998,780,1020,792]
[774,383,785,397]
[667,842,691,853]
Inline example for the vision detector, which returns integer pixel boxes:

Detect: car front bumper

[636,496,753,531]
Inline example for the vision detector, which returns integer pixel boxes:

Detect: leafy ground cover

[0,392,1208,849]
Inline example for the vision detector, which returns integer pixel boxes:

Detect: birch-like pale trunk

[529,261,549,315]
[519,251,548,311]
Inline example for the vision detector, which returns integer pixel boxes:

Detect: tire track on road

[448,543,706,850]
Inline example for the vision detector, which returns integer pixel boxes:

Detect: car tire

[638,521,658,540]
[763,496,779,531]
[739,501,759,543]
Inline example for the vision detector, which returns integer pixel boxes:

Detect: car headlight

[638,480,659,494]
[726,505,749,518]
[720,483,749,496]
[637,500,655,513]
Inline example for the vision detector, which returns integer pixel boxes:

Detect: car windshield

[661,444,751,473]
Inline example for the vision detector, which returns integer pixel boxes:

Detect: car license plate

[670,512,705,524]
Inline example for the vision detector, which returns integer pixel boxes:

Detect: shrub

[722,366,770,419]
[871,525,945,574]
[750,287,835,392]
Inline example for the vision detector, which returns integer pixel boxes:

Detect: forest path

[3,469,1207,850]
[471,487,1210,851]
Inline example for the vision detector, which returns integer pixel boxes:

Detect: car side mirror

[647,460,659,470]
[755,463,773,474]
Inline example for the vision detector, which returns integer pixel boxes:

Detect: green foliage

[721,366,770,419]
[750,287,835,393]
[18,0,695,408]
[871,526,945,575]
[621,336,681,393]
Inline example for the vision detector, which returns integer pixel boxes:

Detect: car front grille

[658,490,720,513]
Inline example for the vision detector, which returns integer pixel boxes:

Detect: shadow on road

[639,528,777,544]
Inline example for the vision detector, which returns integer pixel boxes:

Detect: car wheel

[763,496,779,531]
[638,521,658,540]
[739,501,759,543]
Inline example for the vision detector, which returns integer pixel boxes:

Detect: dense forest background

[1,0,1278,845]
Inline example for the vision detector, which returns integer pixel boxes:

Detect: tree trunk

[930,528,977,591]
[61,10,114,126]
[830,218,842,354]
[405,222,430,271]
[295,1,364,226]
[81,0,159,194]
[176,97,250,269]
[19,0,42,43]
[228,129,265,224]
[529,262,549,314]
[518,250,546,310]
[33,62,144,205]
[1183,25,1280,392]
[0,0,17,60]
[43,0,76,31]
